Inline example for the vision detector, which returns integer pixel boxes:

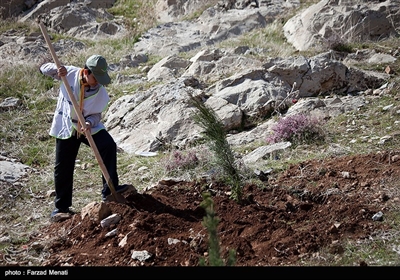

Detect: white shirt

[40,63,110,139]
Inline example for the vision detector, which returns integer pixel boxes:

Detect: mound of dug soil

[36,151,398,267]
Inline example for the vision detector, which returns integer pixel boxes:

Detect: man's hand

[81,121,92,132]
[57,66,67,77]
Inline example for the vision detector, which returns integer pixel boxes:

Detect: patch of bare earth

[2,151,399,278]
[27,151,399,267]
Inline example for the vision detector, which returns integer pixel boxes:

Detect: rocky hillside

[1,0,399,157]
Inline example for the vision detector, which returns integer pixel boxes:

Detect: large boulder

[283,0,400,51]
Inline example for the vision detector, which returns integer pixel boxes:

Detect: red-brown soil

[29,150,400,269]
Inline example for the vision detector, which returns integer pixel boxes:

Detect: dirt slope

[26,150,399,267]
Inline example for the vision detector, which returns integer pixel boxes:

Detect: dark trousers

[54,129,118,210]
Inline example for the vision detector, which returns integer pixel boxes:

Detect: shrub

[266,113,325,145]
[163,149,199,172]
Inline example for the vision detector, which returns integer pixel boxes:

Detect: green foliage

[108,0,158,34]
[218,19,296,59]
[0,64,57,165]
[189,93,243,202]
[199,192,236,266]
[0,65,49,100]
[21,143,52,167]
[0,18,30,33]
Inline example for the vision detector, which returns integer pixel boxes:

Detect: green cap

[86,55,111,85]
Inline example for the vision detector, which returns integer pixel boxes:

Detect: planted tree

[199,192,236,266]
[188,93,243,202]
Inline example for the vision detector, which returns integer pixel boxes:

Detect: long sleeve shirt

[40,63,110,139]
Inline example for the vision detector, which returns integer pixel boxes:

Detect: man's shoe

[102,184,130,201]
[50,208,74,218]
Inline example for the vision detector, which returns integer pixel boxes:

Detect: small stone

[372,211,383,221]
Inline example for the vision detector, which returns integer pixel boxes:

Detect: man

[40,54,128,219]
